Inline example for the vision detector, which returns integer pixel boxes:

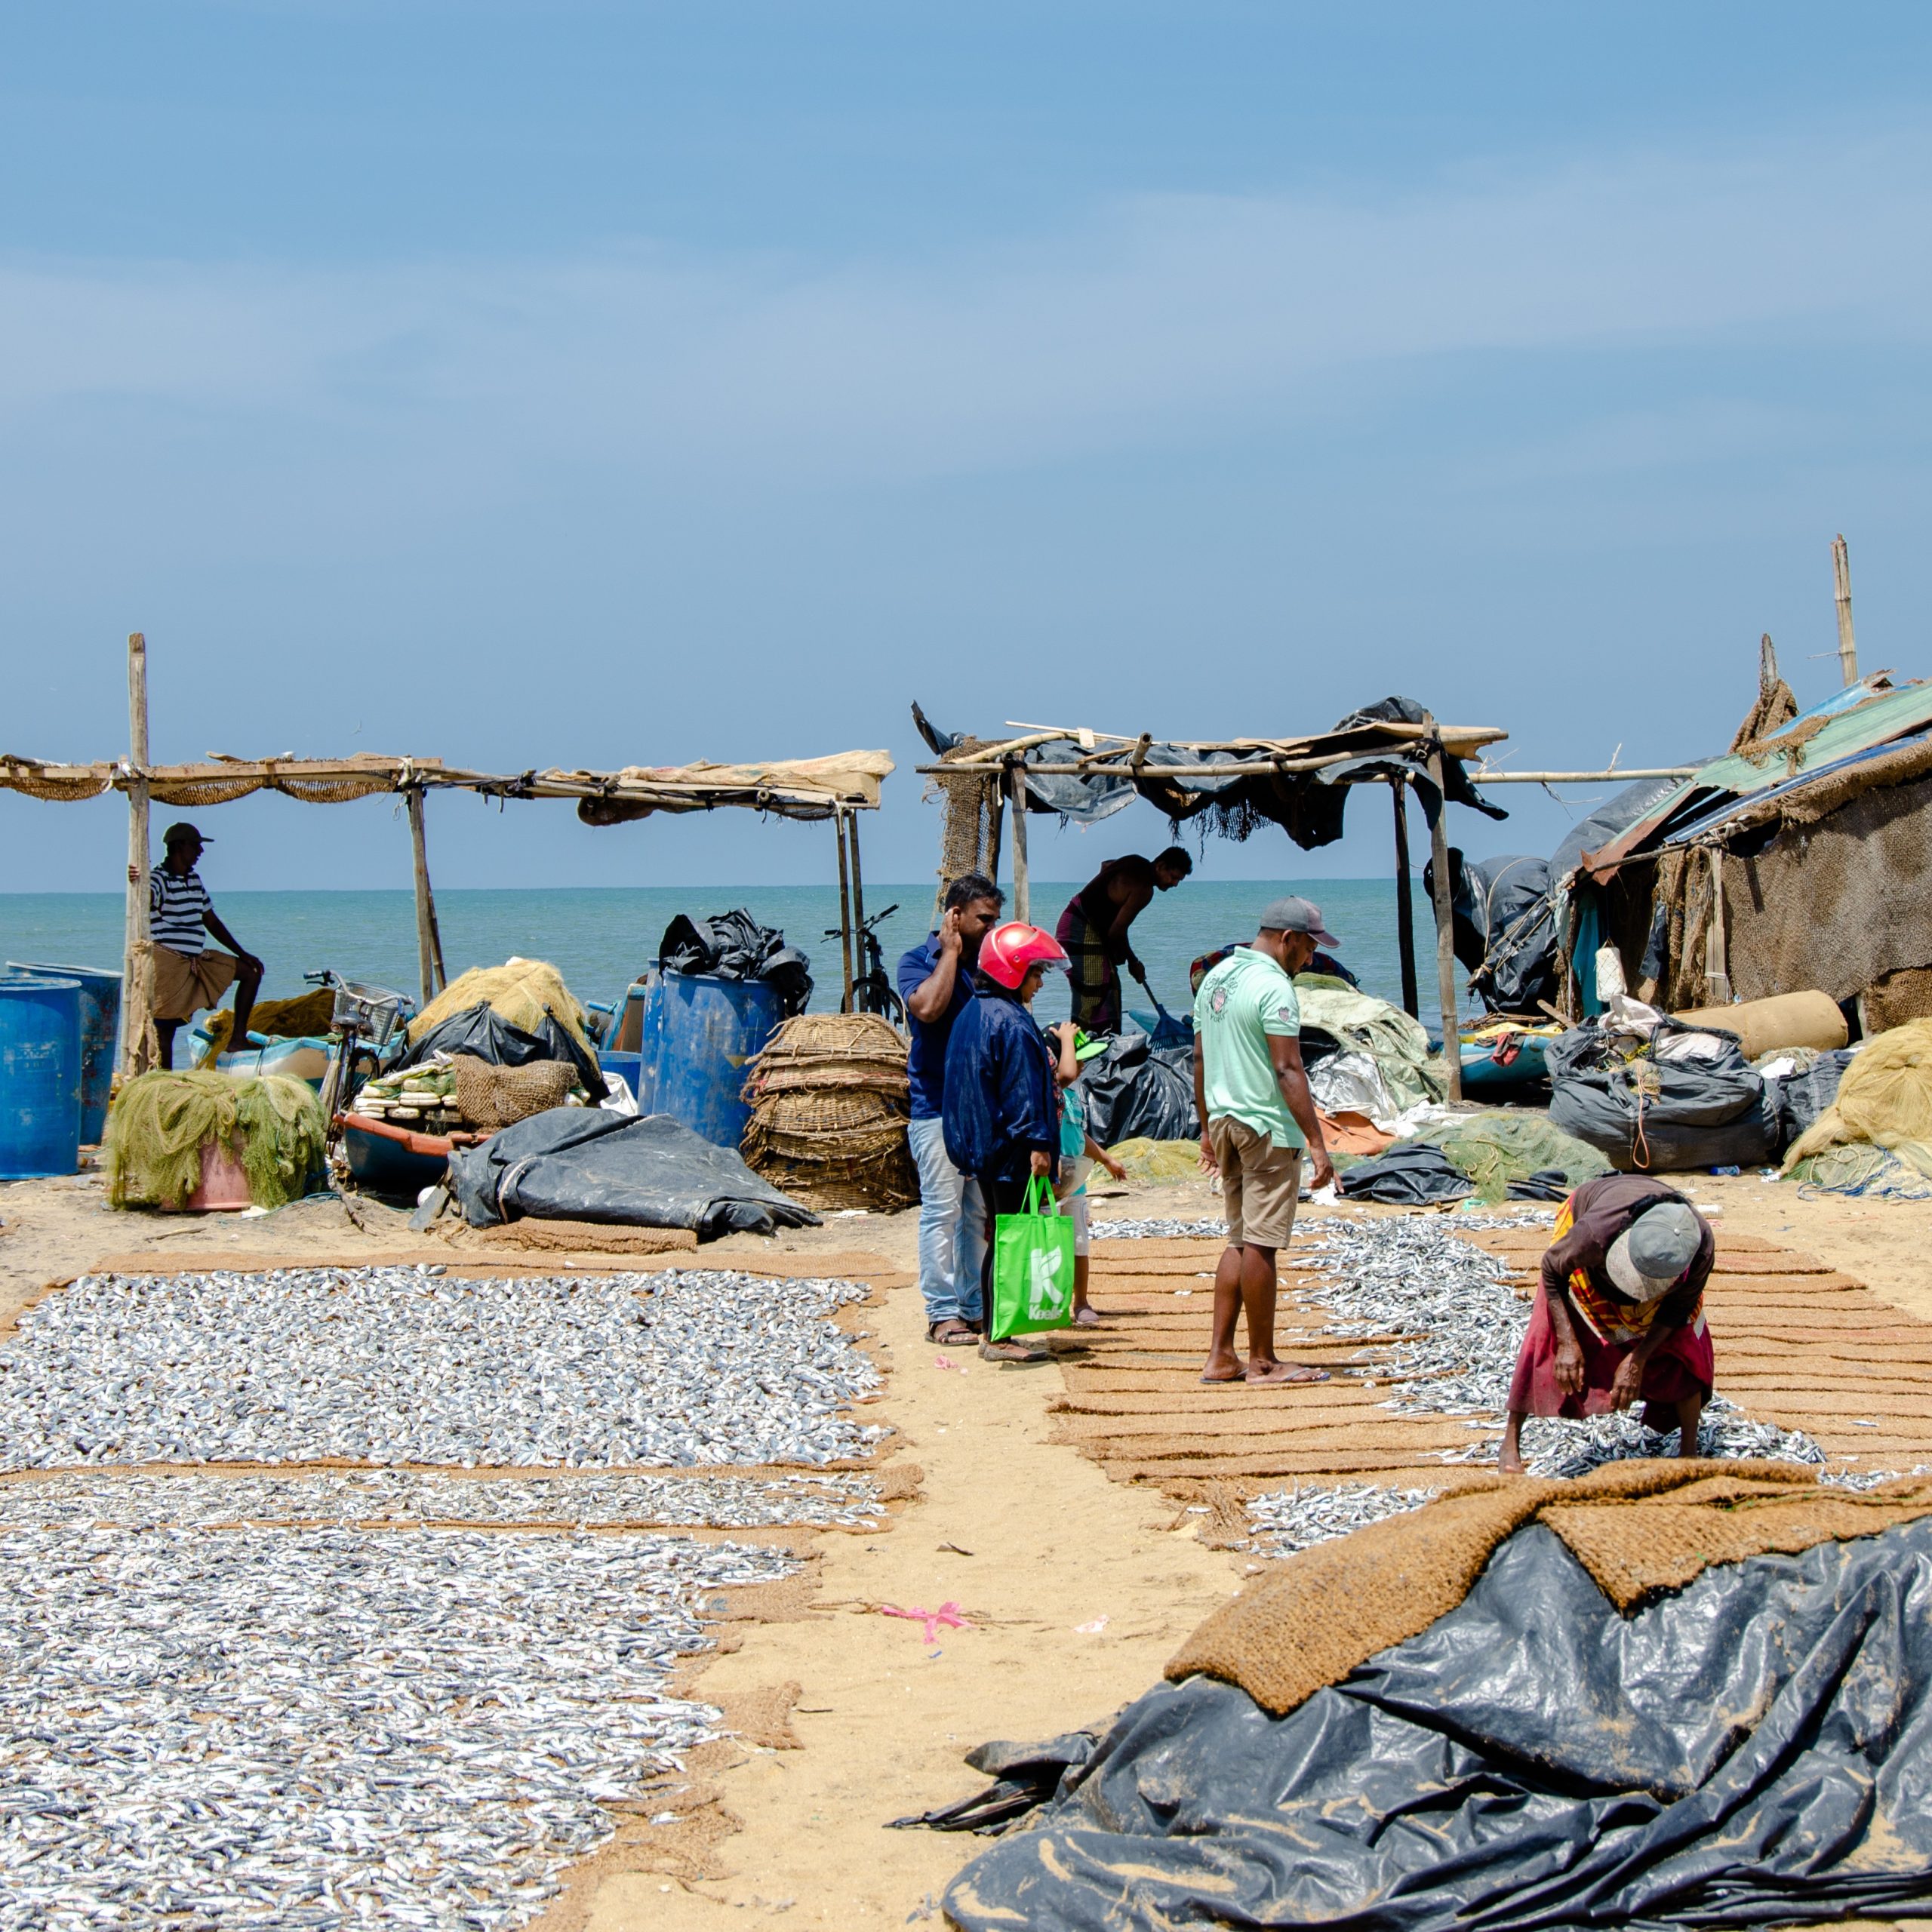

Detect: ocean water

[2,878,1465,1032]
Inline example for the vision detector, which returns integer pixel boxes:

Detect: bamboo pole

[985,780,1005,894]
[1390,774,1420,1020]
[848,801,868,943]
[1832,534,1859,687]
[404,786,445,1007]
[1008,761,1030,925]
[1423,725,1463,1102]
[121,632,156,1076]
[833,808,856,1013]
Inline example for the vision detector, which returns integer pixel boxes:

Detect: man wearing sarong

[127,821,264,1070]
[1054,847,1192,1032]
[1499,1174,1714,1473]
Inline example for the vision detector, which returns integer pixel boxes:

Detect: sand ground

[3,1164,1930,1927]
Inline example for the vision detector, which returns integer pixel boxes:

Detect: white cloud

[0,128,1927,481]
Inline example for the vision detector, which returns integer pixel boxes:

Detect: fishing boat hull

[339,1115,477,1198]
[1459,1030,1551,1091]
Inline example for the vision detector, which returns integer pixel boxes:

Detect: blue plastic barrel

[0,974,83,1179]
[631,968,784,1148]
[8,962,121,1144]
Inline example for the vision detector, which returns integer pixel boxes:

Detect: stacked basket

[740,1012,918,1211]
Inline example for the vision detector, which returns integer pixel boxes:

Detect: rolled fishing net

[1785,1018,1932,1174]
[105,1070,328,1210]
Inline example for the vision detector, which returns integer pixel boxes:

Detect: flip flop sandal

[1073,1307,1103,1327]
[927,1321,976,1346]
[1198,1370,1246,1385]
[980,1337,1048,1363]
[1246,1364,1331,1386]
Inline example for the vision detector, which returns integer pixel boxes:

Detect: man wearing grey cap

[1499,1174,1716,1473]
[1191,897,1337,1386]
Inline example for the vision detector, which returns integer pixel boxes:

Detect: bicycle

[306,968,414,1131]
[826,903,905,1025]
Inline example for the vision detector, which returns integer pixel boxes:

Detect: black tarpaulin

[943,1516,1932,1932]
[912,697,1506,851]
[447,1108,818,1238]
[657,909,814,1017]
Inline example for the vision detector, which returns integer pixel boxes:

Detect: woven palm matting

[1051,1223,1932,1503]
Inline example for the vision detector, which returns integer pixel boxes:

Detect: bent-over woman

[1498,1174,1715,1474]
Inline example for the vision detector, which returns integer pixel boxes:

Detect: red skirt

[1506,1285,1715,1420]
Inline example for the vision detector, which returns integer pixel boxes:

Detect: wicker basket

[740,1013,917,1211]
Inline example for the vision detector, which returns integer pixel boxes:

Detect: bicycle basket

[329,980,411,1048]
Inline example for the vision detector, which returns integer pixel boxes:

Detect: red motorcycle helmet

[977,921,1070,990]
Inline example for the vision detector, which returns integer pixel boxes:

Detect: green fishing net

[1411,1111,1611,1204]
[105,1069,328,1210]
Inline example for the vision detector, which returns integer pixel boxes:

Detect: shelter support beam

[1390,775,1420,1020]
[1704,846,1734,1006]
[121,632,156,1077]
[1424,728,1463,1103]
[834,809,856,1014]
[1833,534,1859,688]
[848,806,868,960]
[404,786,446,1009]
[1008,761,1030,924]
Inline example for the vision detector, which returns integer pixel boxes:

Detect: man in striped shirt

[126,822,263,1069]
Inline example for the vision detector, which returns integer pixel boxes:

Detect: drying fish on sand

[0,1266,883,1471]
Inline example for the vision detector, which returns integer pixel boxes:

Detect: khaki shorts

[1209,1116,1303,1250]
[151,944,239,1023]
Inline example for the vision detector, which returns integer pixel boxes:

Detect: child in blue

[1050,1023,1128,1327]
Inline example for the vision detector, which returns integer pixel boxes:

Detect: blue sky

[4,2,1931,895]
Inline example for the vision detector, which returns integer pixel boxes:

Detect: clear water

[2,878,1466,1031]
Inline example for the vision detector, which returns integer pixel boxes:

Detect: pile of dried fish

[0,1468,886,1531]
[0,1266,882,1471]
[1091,1217,1227,1239]
[1297,1217,1824,1473]
[0,1523,793,1930]
[1244,1481,1439,1558]
[1296,1216,1531,1415]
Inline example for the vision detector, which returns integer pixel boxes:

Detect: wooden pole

[833,809,856,1014]
[1423,724,1463,1102]
[848,804,867,942]
[405,786,445,1007]
[985,776,1005,893]
[121,632,156,1076]
[1832,533,1859,687]
[1703,846,1734,1005]
[1008,761,1030,925]
[1390,774,1420,1020]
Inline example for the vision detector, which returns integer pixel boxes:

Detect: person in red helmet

[942,922,1069,1363]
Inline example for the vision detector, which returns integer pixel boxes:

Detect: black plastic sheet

[1077,1032,1198,1146]
[1337,1140,1475,1205]
[1770,1048,1857,1151]
[657,909,812,1016]
[1547,1023,1780,1173]
[448,1108,818,1238]
[398,1001,608,1103]
[943,1518,1932,1932]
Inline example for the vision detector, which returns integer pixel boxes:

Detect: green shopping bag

[990,1174,1077,1341]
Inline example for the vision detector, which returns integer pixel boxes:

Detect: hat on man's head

[162,822,208,849]
[1605,1201,1703,1303]
[1258,895,1340,949]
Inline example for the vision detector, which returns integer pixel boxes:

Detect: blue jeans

[909,1115,986,1327]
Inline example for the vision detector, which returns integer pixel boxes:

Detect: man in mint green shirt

[1191,897,1337,1386]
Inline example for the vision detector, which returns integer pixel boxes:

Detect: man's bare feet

[1199,1357,1245,1385]
[1244,1361,1328,1386]
[1498,1411,1528,1474]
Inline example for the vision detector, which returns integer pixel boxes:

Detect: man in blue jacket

[943,921,1068,1363]
[898,872,1004,1346]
